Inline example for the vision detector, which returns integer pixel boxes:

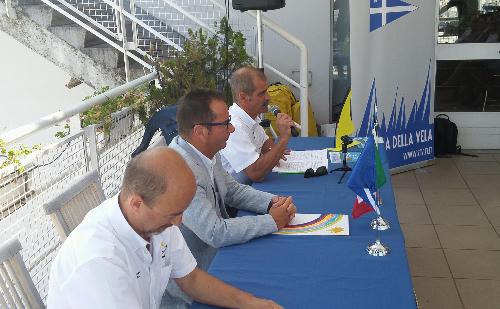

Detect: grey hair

[229,66,266,101]
[121,152,167,207]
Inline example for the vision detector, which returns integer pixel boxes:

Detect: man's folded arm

[182,188,277,248]
[221,167,273,214]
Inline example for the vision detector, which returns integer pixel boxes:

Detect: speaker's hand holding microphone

[268,105,300,137]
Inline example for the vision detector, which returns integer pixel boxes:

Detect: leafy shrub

[80,17,253,133]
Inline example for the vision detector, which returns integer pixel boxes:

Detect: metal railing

[3,0,309,133]
[0,0,313,304]
[4,0,17,18]
[0,74,158,303]
[34,0,155,80]
[145,0,310,135]
[3,0,307,115]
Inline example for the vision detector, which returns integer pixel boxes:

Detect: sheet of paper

[274,213,349,236]
[272,149,328,173]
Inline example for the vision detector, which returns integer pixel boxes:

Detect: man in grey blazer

[163,89,295,308]
[169,88,296,271]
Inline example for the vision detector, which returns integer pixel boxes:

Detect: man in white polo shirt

[47,147,282,309]
[220,67,295,184]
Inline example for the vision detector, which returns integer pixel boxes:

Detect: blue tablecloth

[192,138,416,309]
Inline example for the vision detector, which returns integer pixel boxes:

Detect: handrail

[0,72,157,146]
[38,0,152,69]
[3,0,307,136]
[56,0,120,40]
[118,0,131,81]
[206,0,225,11]
[162,0,217,35]
[167,1,302,90]
[262,63,300,88]
[256,10,263,68]
[102,0,184,52]
[5,0,17,19]
[205,0,308,135]
[246,11,309,136]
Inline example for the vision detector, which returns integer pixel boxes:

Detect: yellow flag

[335,89,355,147]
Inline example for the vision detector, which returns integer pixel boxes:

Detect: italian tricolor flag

[347,135,387,219]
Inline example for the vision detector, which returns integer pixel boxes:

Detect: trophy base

[370,216,390,231]
[367,239,390,257]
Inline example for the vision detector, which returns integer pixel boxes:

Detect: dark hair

[176,88,225,136]
[229,66,267,100]
[121,152,167,207]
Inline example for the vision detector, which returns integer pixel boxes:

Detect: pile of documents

[272,149,328,173]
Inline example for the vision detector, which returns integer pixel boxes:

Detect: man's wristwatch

[267,201,273,213]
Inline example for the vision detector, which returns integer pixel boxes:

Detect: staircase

[0,0,196,88]
[0,0,263,89]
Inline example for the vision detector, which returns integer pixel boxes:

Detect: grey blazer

[169,136,277,270]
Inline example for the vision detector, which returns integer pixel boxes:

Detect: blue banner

[350,0,436,170]
[358,65,434,168]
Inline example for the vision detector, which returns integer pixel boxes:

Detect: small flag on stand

[347,135,387,218]
[352,195,376,219]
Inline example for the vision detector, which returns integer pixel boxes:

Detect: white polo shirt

[220,104,269,174]
[47,194,196,309]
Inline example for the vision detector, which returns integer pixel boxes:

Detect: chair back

[131,105,178,157]
[43,170,105,240]
[0,238,44,309]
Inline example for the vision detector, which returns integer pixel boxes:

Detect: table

[192,137,417,308]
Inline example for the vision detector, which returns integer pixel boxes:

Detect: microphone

[268,105,299,137]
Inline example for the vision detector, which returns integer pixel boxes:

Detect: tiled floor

[392,151,500,309]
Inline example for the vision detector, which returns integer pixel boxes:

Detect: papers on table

[272,149,328,173]
[329,151,361,164]
[274,214,349,236]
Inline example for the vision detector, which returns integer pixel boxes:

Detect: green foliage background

[81,17,253,133]
[2,18,252,172]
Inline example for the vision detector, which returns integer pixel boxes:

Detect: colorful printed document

[272,149,328,173]
[329,151,361,164]
[274,214,349,236]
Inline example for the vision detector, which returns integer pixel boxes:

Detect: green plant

[216,17,254,102]
[80,86,146,135]
[0,139,41,172]
[54,121,71,139]
[148,16,253,118]
[79,17,253,130]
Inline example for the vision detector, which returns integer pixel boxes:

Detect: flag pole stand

[367,196,390,257]
[367,213,390,256]
[367,238,390,256]
[370,189,390,230]
[370,216,390,230]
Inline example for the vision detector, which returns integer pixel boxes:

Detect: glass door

[436,0,500,148]
[331,0,351,123]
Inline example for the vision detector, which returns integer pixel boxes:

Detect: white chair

[43,170,105,240]
[0,238,44,309]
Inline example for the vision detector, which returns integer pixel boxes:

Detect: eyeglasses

[304,166,328,178]
[196,116,232,130]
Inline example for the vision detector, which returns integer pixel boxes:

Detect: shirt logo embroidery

[161,241,167,259]
[136,271,141,278]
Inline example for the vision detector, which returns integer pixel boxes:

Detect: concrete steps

[0,1,124,88]
[1,0,188,88]
[83,43,123,68]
